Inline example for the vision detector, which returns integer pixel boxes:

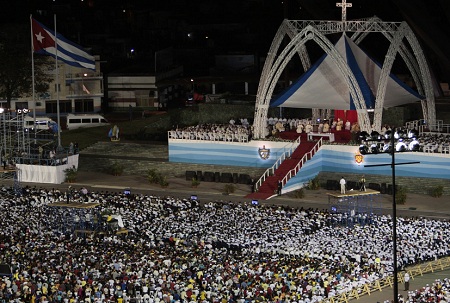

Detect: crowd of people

[168,116,360,143]
[168,122,251,142]
[382,278,450,303]
[1,185,450,303]
[417,133,450,154]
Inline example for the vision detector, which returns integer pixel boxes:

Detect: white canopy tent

[271,34,423,110]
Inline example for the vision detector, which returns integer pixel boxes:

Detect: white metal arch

[253,17,436,138]
[373,23,410,132]
[253,26,371,138]
[350,18,434,131]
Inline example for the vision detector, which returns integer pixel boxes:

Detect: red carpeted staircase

[246,141,317,200]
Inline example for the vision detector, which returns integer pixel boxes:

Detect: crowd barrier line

[320,256,450,303]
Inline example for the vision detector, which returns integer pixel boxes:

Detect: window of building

[45,100,71,114]
[15,102,29,111]
[74,99,94,113]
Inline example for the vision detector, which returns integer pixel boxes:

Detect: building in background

[11,56,103,118]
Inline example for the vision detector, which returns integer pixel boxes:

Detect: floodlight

[359,131,370,141]
[370,131,381,141]
[359,145,369,155]
[409,139,420,151]
[396,141,407,152]
[408,129,418,139]
[370,143,378,154]
[394,129,405,140]
[384,130,392,139]
[383,143,392,153]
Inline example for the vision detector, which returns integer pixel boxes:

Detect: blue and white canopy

[271,34,423,110]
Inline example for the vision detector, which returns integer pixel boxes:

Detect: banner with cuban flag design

[31,17,96,71]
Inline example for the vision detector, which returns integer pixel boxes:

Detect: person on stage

[339,176,346,194]
[359,175,366,192]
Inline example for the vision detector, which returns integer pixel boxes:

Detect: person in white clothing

[404,272,410,291]
[340,177,346,194]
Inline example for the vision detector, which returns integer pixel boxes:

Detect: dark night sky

[2,0,450,85]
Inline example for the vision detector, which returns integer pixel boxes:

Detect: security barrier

[321,256,450,303]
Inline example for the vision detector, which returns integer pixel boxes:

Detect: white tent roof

[271,34,423,110]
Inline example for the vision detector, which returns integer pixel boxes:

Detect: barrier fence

[321,256,450,303]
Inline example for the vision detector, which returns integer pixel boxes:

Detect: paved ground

[3,141,450,303]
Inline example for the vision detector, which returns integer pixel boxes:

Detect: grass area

[60,112,170,150]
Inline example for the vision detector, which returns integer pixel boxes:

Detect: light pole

[364,129,420,303]
[390,133,399,303]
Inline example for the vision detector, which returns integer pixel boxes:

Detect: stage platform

[0,167,17,173]
[75,228,129,236]
[47,202,100,209]
[326,189,381,198]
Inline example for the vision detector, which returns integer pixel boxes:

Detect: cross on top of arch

[336,0,352,22]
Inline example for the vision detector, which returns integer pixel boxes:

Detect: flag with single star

[31,18,95,71]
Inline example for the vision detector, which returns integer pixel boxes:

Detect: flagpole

[30,15,37,145]
[54,14,62,149]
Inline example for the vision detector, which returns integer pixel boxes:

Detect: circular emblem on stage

[258,145,270,160]
[355,152,364,164]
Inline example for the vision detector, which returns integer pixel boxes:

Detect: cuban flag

[31,18,96,71]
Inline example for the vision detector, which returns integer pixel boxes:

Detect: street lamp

[364,128,420,303]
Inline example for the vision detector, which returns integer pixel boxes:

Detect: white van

[24,116,55,130]
[66,114,109,130]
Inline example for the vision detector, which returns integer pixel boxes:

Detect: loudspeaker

[239,174,251,184]
[380,183,387,194]
[368,183,380,191]
[387,184,392,195]
[232,173,239,183]
[186,171,196,181]
[326,180,334,190]
[221,173,233,183]
[204,172,214,182]
[214,172,221,182]
[197,171,203,181]
[347,181,357,190]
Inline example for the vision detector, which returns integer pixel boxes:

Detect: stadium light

[364,127,420,303]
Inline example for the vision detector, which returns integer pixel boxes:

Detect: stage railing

[282,137,323,187]
[254,137,301,192]
[405,119,426,130]
[419,122,450,135]
[13,149,72,166]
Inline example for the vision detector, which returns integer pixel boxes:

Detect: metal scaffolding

[0,111,29,194]
[0,110,59,191]
[327,190,382,227]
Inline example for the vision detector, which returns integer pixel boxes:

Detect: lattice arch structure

[252,18,436,139]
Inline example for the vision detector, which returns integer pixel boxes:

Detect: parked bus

[66,114,109,130]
